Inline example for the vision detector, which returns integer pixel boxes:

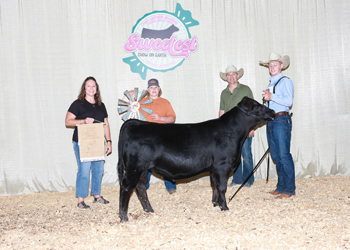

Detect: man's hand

[262,90,272,101]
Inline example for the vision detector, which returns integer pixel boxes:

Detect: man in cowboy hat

[219,65,255,187]
[260,52,295,199]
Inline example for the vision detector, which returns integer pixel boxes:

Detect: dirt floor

[1,176,350,249]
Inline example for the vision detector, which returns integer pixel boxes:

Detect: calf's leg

[210,172,219,207]
[119,169,144,222]
[217,174,229,211]
[119,178,134,222]
[135,170,154,213]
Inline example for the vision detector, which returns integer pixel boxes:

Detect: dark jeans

[267,115,295,195]
[232,136,254,186]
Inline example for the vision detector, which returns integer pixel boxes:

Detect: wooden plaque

[78,123,105,162]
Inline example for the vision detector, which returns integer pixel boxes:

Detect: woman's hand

[65,112,94,127]
[106,142,112,155]
[150,114,175,123]
[84,117,94,124]
[150,113,161,121]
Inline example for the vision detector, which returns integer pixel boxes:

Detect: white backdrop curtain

[0,0,349,195]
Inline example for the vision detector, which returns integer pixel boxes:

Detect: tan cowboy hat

[259,52,290,70]
[220,65,244,81]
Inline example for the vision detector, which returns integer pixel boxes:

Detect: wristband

[106,140,112,143]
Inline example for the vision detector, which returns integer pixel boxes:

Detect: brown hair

[78,76,102,105]
[145,87,162,98]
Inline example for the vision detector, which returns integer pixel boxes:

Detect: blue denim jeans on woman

[267,115,295,195]
[73,142,104,198]
[232,136,254,186]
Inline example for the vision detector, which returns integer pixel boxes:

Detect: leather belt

[275,112,288,118]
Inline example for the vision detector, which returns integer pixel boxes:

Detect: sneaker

[77,201,90,209]
[93,196,109,204]
[169,189,176,194]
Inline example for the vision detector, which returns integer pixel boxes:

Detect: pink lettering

[171,40,189,58]
[189,37,198,51]
[160,39,170,51]
[152,39,162,51]
[124,34,198,58]
[137,38,153,50]
[174,40,183,51]
[124,34,139,52]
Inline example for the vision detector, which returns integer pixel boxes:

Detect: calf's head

[237,97,275,122]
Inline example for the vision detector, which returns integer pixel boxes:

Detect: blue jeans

[73,142,104,198]
[267,115,295,195]
[146,171,176,192]
[232,136,254,186]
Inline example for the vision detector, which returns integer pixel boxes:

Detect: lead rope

[266,101,270,184]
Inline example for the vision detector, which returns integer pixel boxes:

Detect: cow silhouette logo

[141,24,179,40]
[123,3,199,79]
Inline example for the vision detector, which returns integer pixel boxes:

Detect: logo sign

[123,3,199,79]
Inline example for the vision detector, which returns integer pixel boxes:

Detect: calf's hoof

[220,206,229,211]
[119,214,129,223]
[212,202,219,207]
[144,207,154,213]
